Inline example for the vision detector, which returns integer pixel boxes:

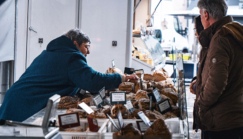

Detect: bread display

[153,72,166,82]
[66,108,86,118]
[135,90,149,100]
[119,82,134,92]
[106,67,123,75]
[58,96,79,109]
[144,119,171,135]
[111,104,127,117]
[144,74,153,81]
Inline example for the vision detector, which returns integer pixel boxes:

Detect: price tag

[134,69,144,74]
[78,102,94,114]
[58,112,80,129]
[117,110,124,129]
[157,99,172,114]
[99,87,106,99]
[106,114,120,131]
[87,116,99,132]
[124,67,135,74]
[112,59,115,68]
[148,88,161,102]
[136,121,154,132]
[92,94,104,108]
[137,111,151,127]
[140,73,144,90]
[124,99,135,112]
[110,92,126,105]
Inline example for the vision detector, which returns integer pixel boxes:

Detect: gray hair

[64,29,91,46]
[197,0,228,20]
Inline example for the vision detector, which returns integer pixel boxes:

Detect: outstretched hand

[125,74,139,81]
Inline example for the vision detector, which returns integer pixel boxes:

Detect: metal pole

[0,61,10,104]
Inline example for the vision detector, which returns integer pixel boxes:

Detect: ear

[204,10,209,21]
[73,41,79,47]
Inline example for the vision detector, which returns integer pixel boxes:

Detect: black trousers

[202,127,243,139]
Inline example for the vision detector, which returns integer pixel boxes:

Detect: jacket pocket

[199,109,214,129]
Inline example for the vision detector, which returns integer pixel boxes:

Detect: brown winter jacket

[194,16,243,131]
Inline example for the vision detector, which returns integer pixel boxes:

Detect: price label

[124,67,135,74]
[110,92,126,105]
[136,121,154,132]
[104,98,111,105]
[117,110,124,129]
[78,102,94,114]
[92,94,104,108]
[58,113,80,129]
[140,73,144,90]
[148,88,161,102]
[106,114,120,131]
[112,59,115,68]
[157,99,172,114]
[99,87,106,99]
[134,69,144,74]
[124,99,135,112]
[137,111,151,127]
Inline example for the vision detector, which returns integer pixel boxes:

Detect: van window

[174,17,179,32]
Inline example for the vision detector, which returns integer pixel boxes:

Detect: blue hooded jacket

[0,36,122,122]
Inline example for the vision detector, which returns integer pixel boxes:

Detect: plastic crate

[99,118,184,139]
[60,119,109,139]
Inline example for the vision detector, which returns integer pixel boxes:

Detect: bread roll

[153,72,166,82]
[144,73,153,81]
[119,82,134,92]
[135,90,149,100]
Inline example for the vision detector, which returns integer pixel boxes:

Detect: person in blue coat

[0,29,137,122]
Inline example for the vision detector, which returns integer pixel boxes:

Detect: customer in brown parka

[191,0,243,138]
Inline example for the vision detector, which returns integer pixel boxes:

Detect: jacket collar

[199,16,233,48]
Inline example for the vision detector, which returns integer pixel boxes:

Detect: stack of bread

[57,67,180,122]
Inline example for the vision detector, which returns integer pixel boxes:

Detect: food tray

[99,118,184,139]
[60,119,109,139]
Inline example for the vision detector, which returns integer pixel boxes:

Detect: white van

[153,15,190,56]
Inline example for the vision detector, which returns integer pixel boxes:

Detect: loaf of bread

[153,72,166,82]
[135,90,149,100]
[58,96,79,109]
[134,82,147,93]
[66,108,86,118]
[144,119,171,135]
[126,93,136,100]
[159,89,178,104]
[144,74,153,81]
[88,111,107,119]
[144,110,157,119]
[138,98,156,110]
[129,79,139,85]
[77,97,93,106]
[101,105,111,115]
[111,104,127,117]
[116,123,141,136]
[119,82,134,92]
[106,67,123,75]
[159,94,174,105]
[155,80,173,90]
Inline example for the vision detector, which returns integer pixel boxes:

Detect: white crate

[60,119,109,139]
[99,118,184,139]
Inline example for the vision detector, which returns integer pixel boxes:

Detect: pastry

[126,93,136,100]
[111,104,127,117]
[116,123,141,136]
[144,119,171,135]
[66,108,86,118]
[77,97,93,106]
[134,81,147,93]
[58,96,79,109]
[153,72,166,82]
[135,90,149,100]
[144,74,153,81]
[138,98,156,110]
[119,82,134,92]
[106,67,123,75]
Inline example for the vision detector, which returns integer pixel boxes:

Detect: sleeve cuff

[121,74,126,82]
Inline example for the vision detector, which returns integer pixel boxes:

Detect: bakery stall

[1,58,189,139]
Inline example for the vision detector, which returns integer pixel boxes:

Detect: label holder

[58,112,80,129]
[110,91,126,105]
[148,88,161,103]
[99,87,106,99]
[106,114,120,131]
[92,94,105,108]
[157,99,172,114]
